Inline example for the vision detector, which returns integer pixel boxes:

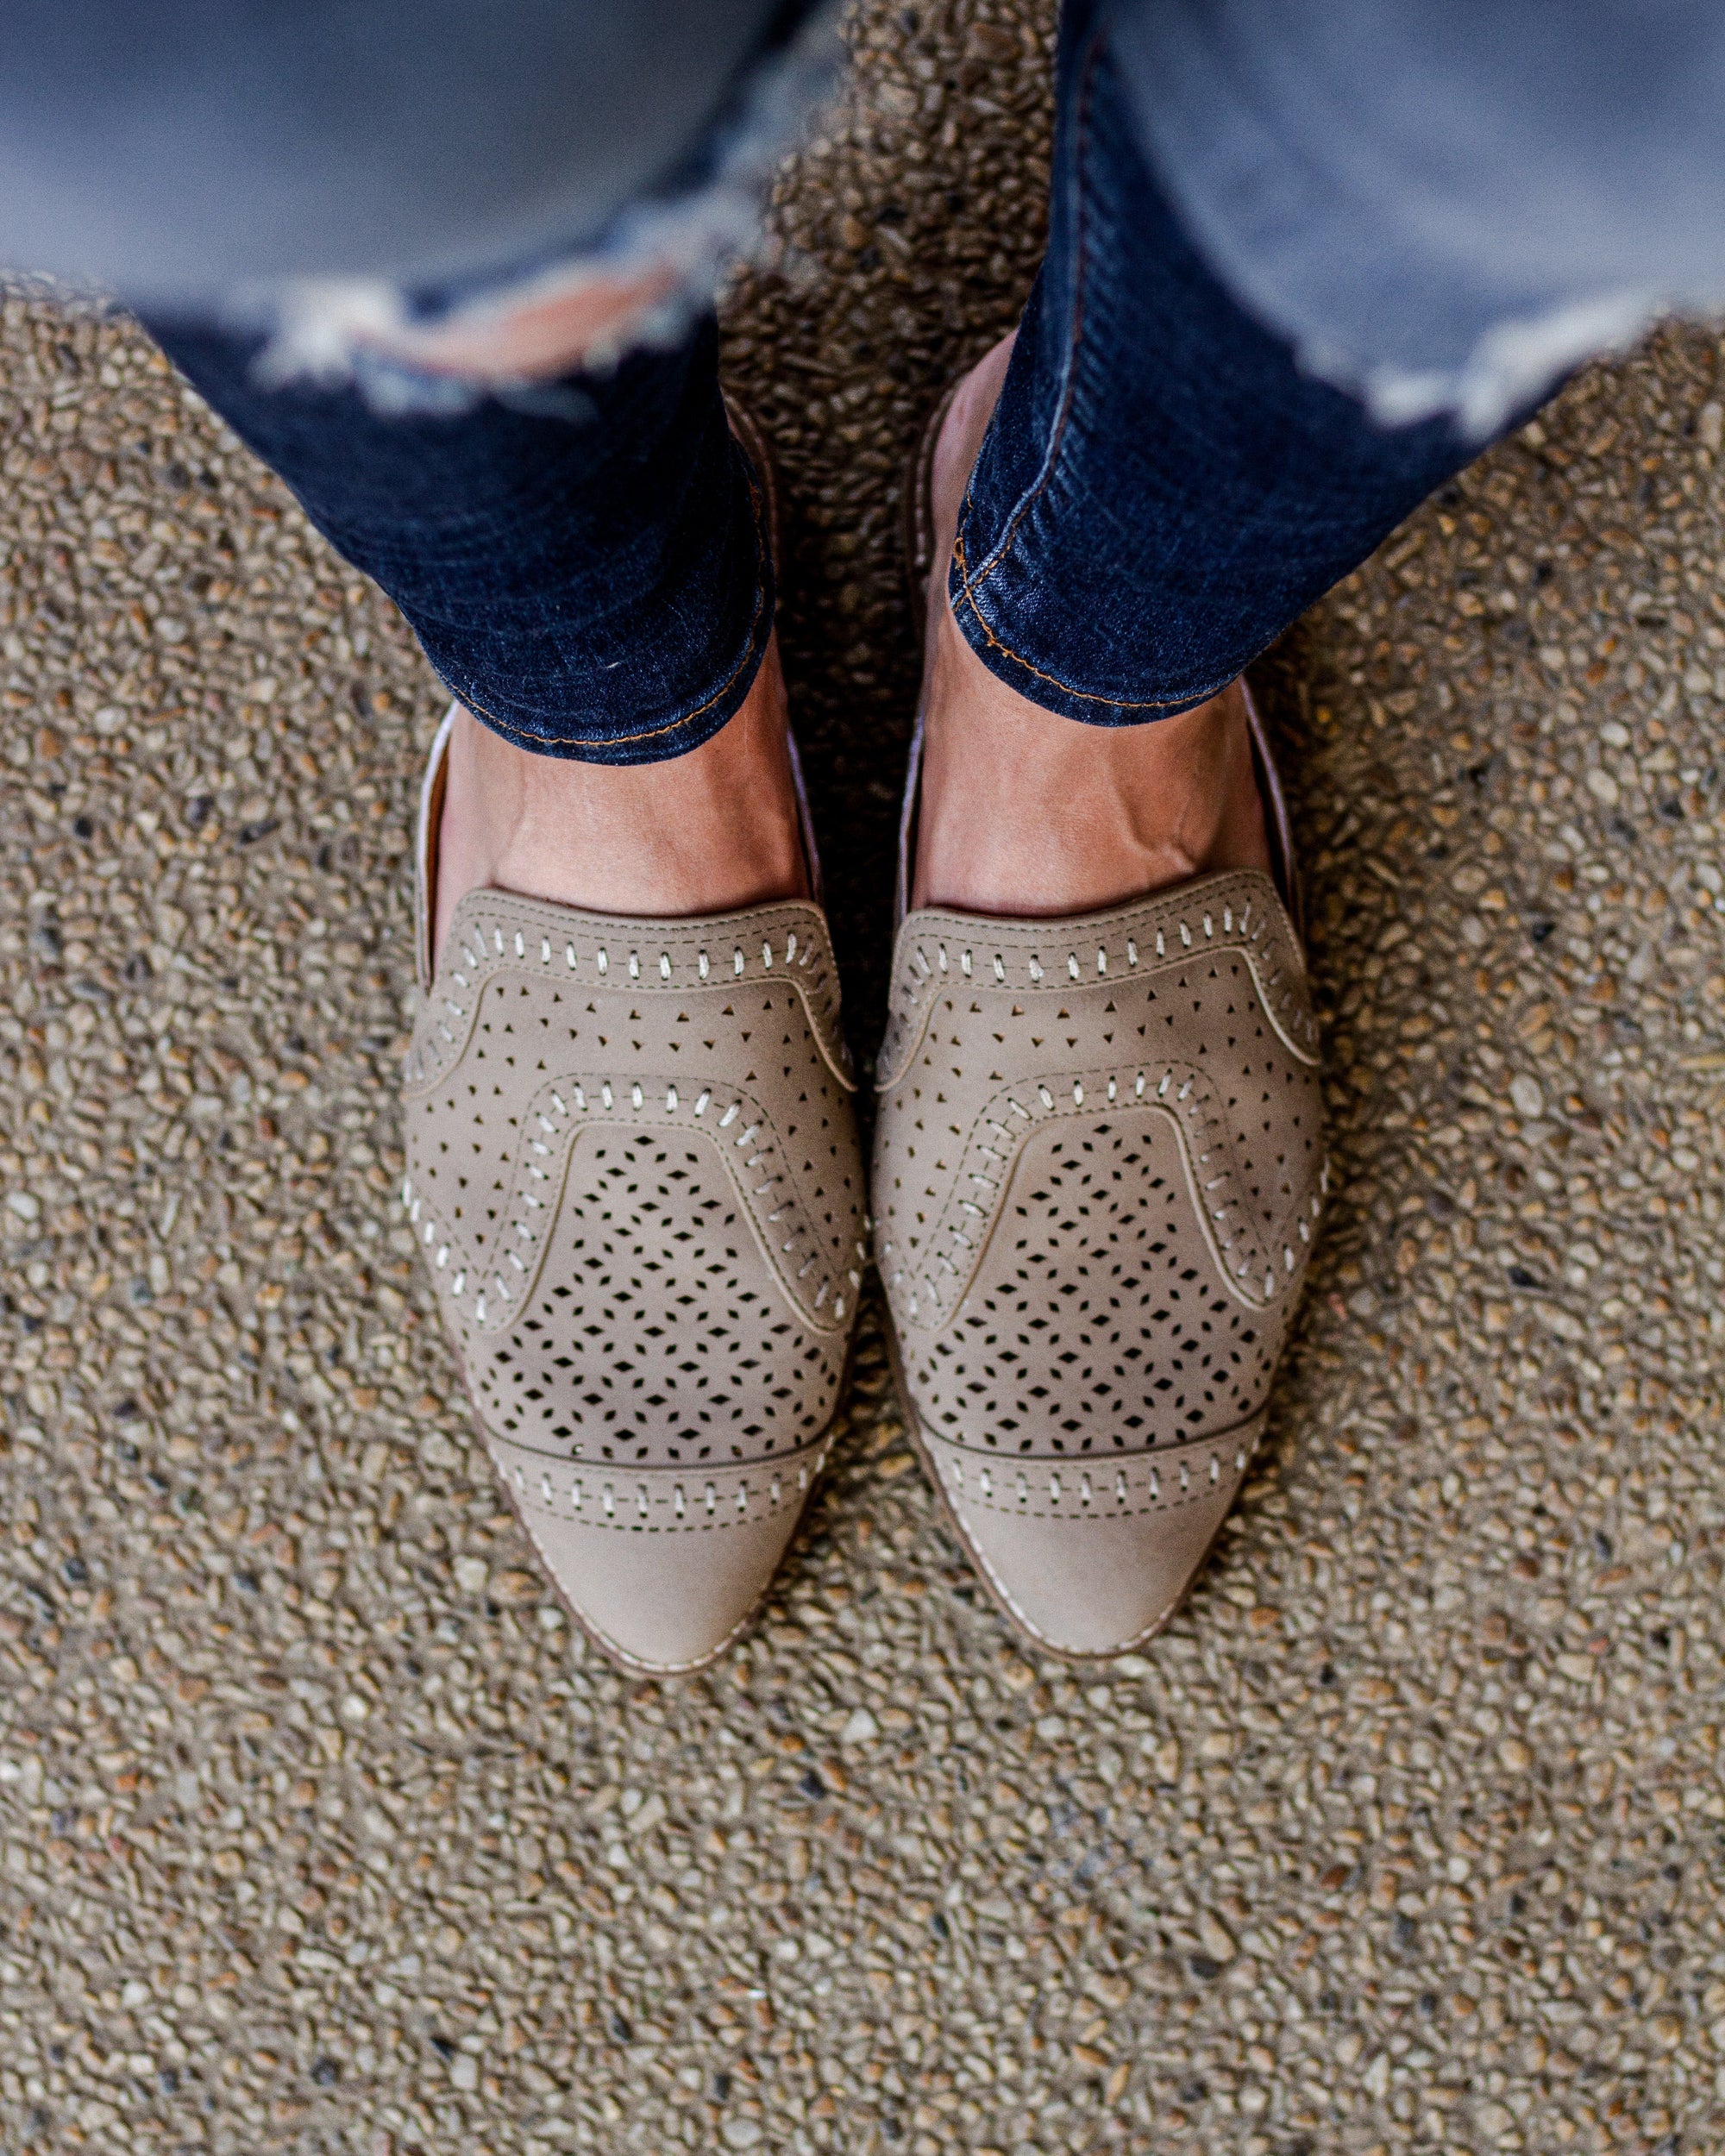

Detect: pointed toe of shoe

[922,1426,1259,1657]
[523,1504,805,1675]
[488,1439,825,1674]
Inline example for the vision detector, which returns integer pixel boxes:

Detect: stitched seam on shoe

[927,1407,1267,1476]
[885,1058,1294,1335]
[494,1442,830,1535]
[879,924,1318,1094]
[411,1075,854,1338]
[405,897,854,1094]
[936,1426,1260,1520]
[874,873,1316,1091]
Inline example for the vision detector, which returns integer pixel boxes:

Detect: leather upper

[403,877,866,1671]
[872,866,1325,1651]
[405,888,864,1473]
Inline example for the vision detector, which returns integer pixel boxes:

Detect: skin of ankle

[913,332,1270,916]
[433,634,807,965]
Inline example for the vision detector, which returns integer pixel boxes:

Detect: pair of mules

[398,398,1325,1672]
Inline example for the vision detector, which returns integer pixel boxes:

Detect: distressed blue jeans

[9,0,1725,754]
[137,0,1556,756]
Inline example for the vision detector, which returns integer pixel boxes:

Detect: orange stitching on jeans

[952,529,1201,711]
[458,439,772,753]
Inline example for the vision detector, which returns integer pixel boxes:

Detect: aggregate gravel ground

[2,4,1724,2154]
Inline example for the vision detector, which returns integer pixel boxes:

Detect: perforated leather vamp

[405,884,866,1673]
[873,868,1325,1657]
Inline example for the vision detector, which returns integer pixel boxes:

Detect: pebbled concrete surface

[2,4,1724,2154]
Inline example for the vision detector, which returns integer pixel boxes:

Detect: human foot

[874,345,1321,1661]
[433,632,807,965]
[405,694,864,1675]
[912,332,1270,917]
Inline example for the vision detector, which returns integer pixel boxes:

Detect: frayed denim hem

[7,0,845,422]
[232,0,846,417]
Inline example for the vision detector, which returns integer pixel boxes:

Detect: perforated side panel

[875,870,1325,1469]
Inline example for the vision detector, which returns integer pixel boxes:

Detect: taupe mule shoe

[875,412,1325,1658]
[400,454,865,1677]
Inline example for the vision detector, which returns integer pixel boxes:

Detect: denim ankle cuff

[438,585,772,762]
[430,492,774,767]
[152,316,775,768]
[948,545,1243,726]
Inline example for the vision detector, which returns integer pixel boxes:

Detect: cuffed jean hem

[430,433,775,767]
[947,553,1249,725]
[437,600,773,764]
[151,313,776,768]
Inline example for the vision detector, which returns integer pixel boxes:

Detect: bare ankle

[913,339,1268,918]
[914,662,1268,915]
[434,637,806,965]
